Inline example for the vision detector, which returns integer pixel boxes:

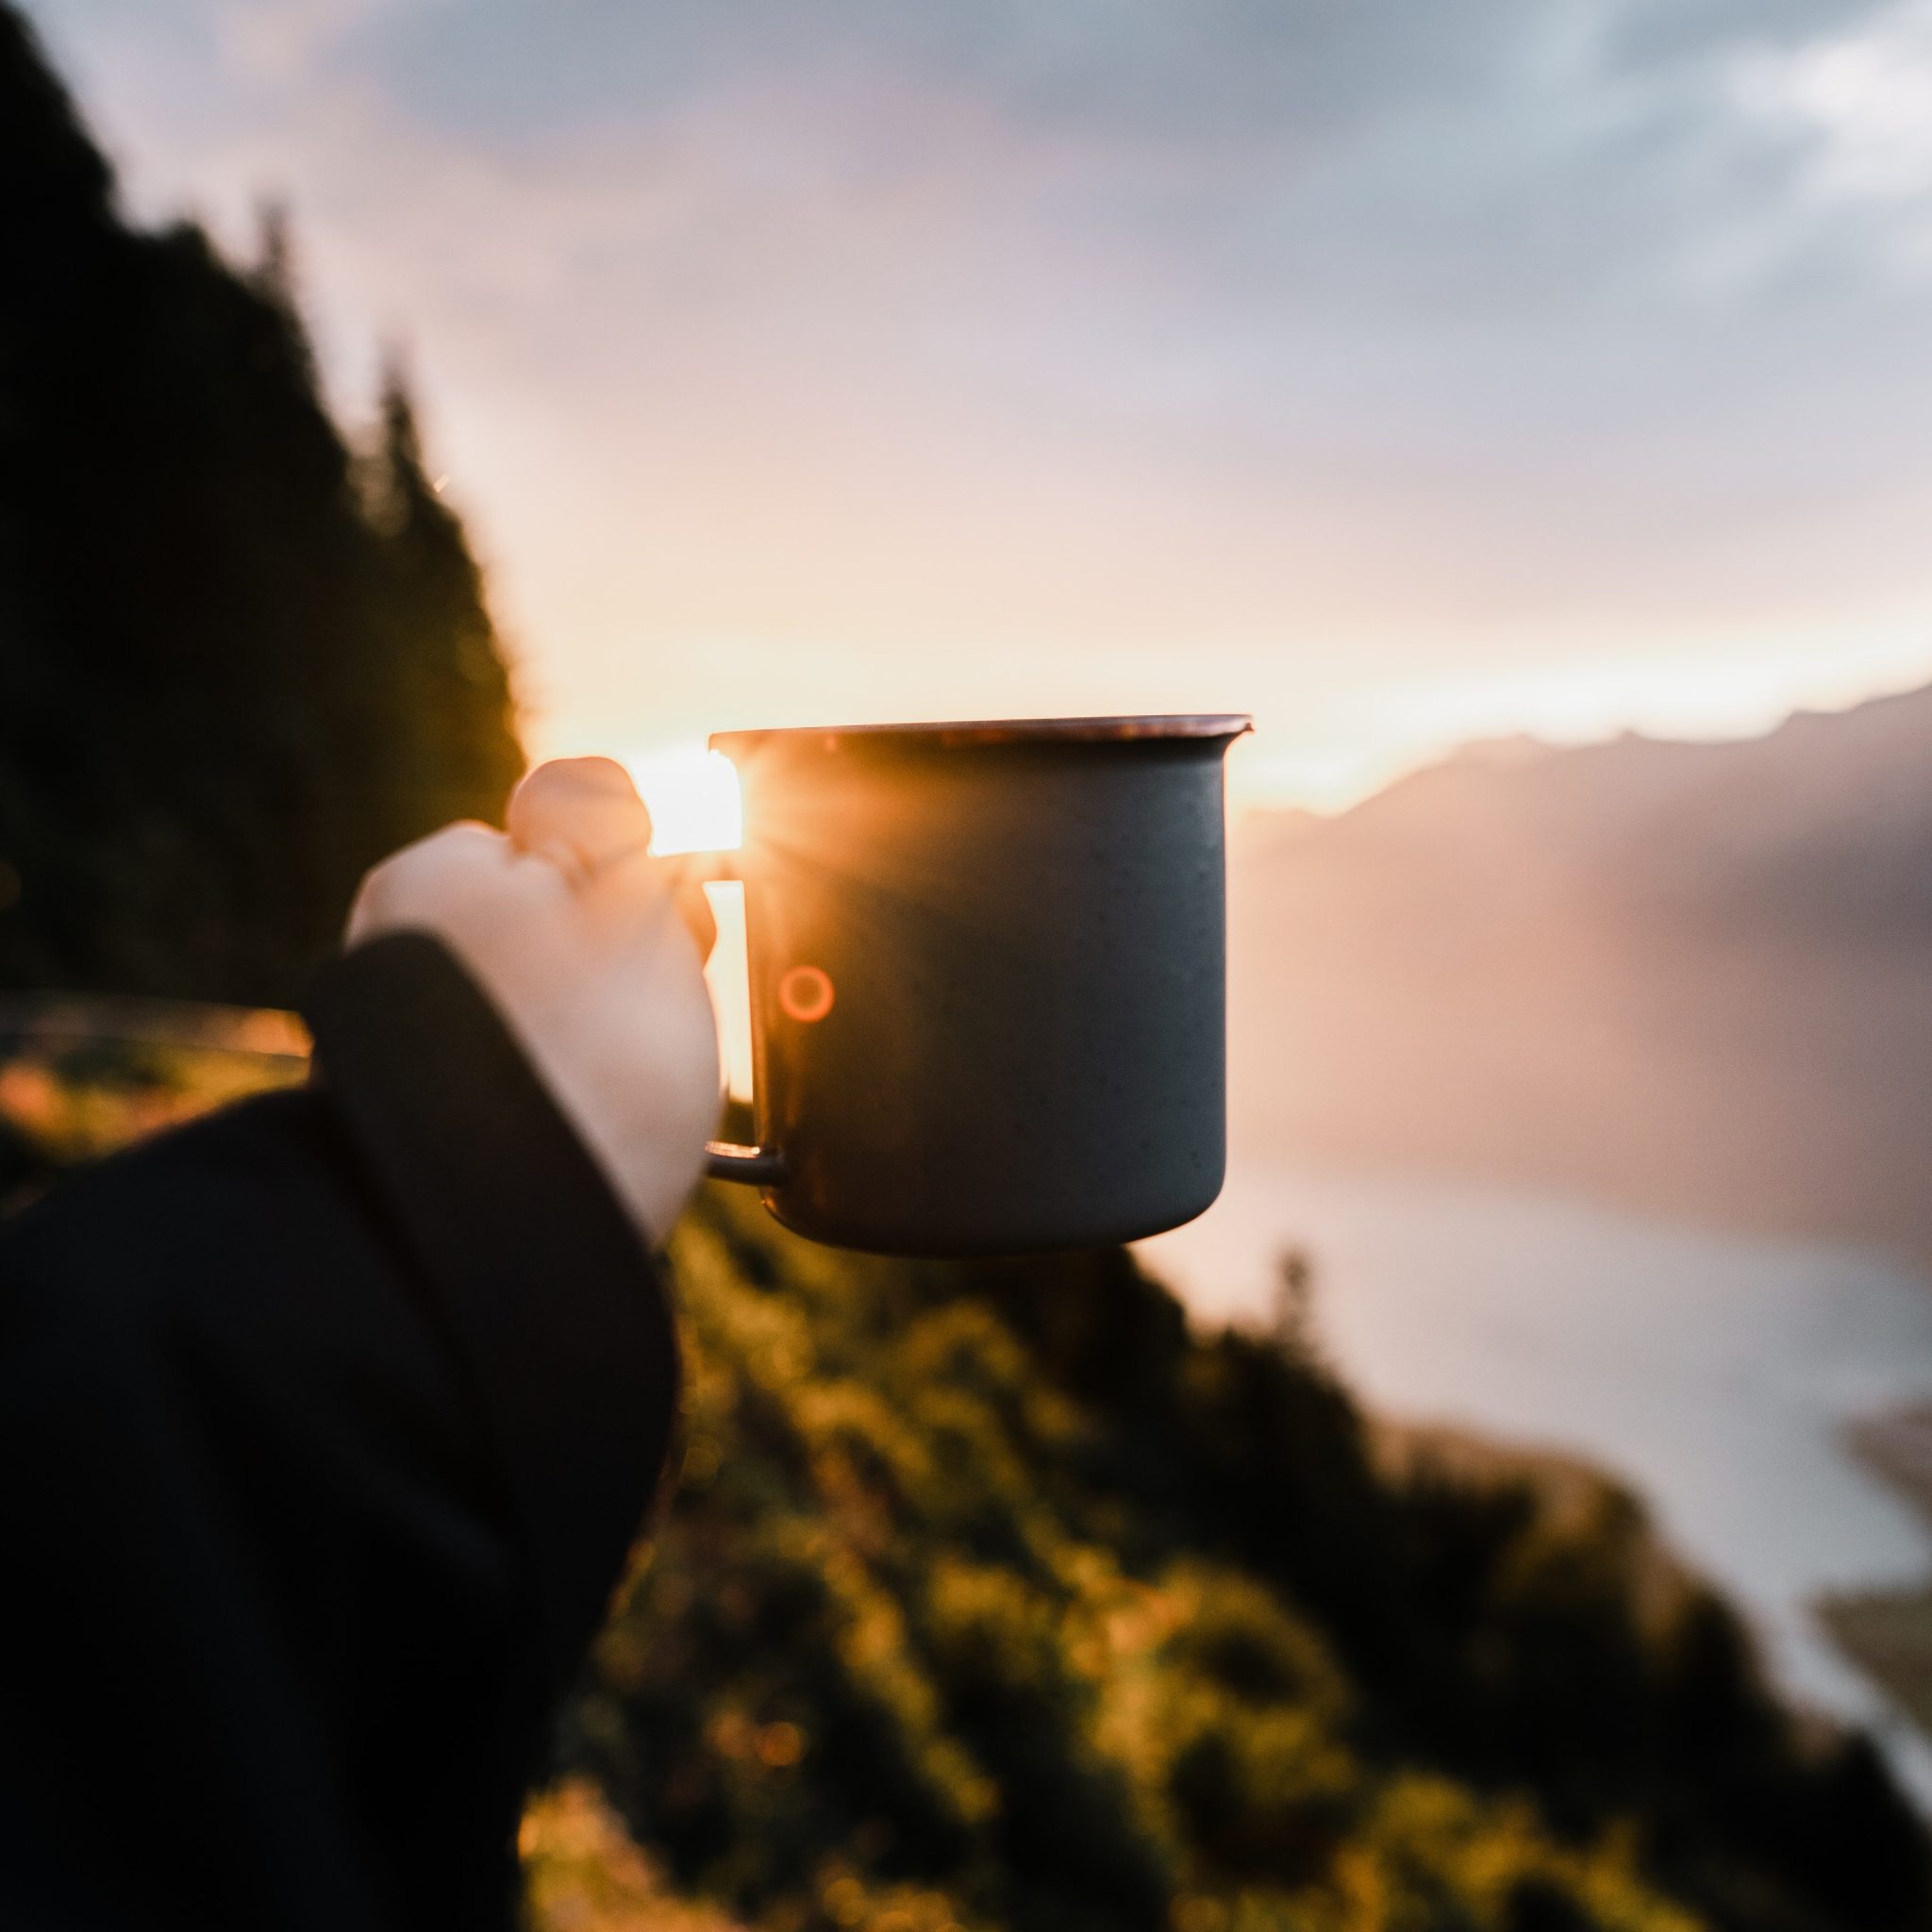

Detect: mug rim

[711,713,1253,756]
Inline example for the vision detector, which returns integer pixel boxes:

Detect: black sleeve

[0,931,680,1932]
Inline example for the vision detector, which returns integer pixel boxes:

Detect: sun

[623,744,744,855]
[622,743,754,1096]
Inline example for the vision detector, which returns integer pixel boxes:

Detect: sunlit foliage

[6,1040,1926,1932]
[0,1012,303,1212]
[552,1189,1927,1932]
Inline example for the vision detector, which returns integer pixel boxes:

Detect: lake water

[1136,1159,1932,1799]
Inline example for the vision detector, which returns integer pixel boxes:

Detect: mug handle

[706,1139,785,1185]
[677,849,787,1189]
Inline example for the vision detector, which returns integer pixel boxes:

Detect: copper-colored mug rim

[711,713,1252,757]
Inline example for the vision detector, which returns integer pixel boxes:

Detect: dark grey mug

[701,715,1250,1257]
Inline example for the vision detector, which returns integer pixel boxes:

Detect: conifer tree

[0,3,525,1007]
[361,362,522,843]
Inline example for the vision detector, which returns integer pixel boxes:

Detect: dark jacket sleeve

[0,931,680,1932]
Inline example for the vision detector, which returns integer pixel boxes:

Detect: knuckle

[352,824,508,924]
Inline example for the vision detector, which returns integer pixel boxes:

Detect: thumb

[508,757,655,878]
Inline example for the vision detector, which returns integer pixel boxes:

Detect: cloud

[25,0,1932,786]
[1734,0,1932,268]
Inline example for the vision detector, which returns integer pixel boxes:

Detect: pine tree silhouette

[0,4,524,1006]
[362,360,522,841]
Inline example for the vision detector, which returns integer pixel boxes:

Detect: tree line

[0,2,522,1008]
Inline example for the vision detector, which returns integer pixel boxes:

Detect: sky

[26,0,1932,808]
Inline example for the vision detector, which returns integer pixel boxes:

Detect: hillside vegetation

[549,1185,1928,1932]
[0,4,523,1008]
[6,1048,1925,1932]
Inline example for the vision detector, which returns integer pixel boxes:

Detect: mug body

[711,716,1248,1257]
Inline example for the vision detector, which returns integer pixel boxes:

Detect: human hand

[346,758,721,1244]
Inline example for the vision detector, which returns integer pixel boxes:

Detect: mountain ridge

[1228,676,1932,1264]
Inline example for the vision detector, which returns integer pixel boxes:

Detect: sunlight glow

[625,745,744,855]
[704,880,756,1102]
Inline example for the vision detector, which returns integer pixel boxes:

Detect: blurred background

[10,5,1932,1929]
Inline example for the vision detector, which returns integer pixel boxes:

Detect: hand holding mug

[346,758,721,1244]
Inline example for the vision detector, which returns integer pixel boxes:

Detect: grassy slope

[555,1187,1927,1932]
[3,1040,1925,1932]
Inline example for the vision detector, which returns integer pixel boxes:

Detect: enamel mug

[702,715,1250,1257]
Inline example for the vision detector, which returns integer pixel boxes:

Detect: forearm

[0,934,681,1929]
[305,928,682,1684]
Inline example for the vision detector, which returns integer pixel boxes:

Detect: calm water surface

[1137,1159,1932,1796]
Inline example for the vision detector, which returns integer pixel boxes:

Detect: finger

[568,841,713,960]
[508,758,655,878]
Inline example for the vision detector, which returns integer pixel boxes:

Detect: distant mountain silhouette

[1230,682,1932,1264]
